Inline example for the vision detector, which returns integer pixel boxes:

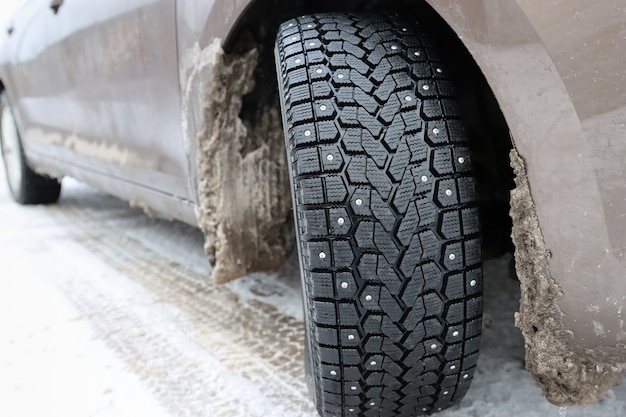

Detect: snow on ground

[0,167,624,417]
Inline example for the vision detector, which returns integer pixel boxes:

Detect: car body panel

[421,0,626,405]
[4,0,193,204]
[520,0,626,345]
[424,0,626,349]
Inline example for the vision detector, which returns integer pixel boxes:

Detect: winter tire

[275,14,483,416]
[0,92,61,204]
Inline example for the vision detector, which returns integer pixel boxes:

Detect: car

[1,0,624,415]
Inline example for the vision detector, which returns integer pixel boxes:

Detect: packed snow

[0,168,624,416]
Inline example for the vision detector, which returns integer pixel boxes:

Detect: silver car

[1,0,624,415]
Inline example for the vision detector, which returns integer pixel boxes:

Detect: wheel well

[227,0,515,260]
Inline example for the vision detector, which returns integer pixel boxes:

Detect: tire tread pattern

[276,13,482,417]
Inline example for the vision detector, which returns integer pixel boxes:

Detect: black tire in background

[275,14,482,416]
[0,92,61,204]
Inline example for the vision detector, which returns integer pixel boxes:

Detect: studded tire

[0,92,61,204]
[275,14,483,416]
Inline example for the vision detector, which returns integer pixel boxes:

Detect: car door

[15,0,191,200]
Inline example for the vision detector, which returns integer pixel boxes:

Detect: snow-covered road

[0,171,624,417]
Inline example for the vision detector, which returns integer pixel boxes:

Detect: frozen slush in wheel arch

[275,13,483,416]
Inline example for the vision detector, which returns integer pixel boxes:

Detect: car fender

[174,0,626,403]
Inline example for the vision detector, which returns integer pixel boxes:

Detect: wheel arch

[185,1,515,276]
[183,1,626,406]
[421,0,626,407]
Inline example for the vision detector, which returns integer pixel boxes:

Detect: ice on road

[0,172,624,417]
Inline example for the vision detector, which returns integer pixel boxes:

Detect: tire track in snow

[41,194,317,417]
[4,180,626,417]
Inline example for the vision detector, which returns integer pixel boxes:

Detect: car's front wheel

[275,13,483,416]
[0,92,61,204]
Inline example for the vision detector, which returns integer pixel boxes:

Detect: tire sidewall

[0,92,27,201]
